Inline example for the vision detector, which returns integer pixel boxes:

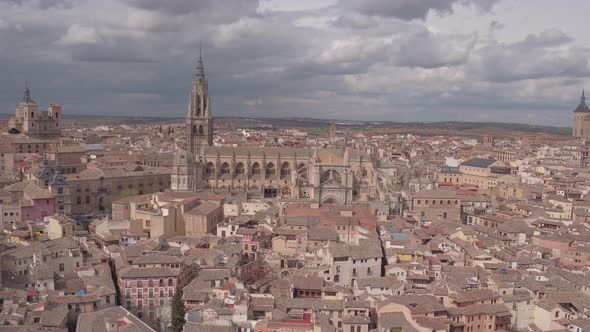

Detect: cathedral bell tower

[172,49,212,192]
[186,49,213,157]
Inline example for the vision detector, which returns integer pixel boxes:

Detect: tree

[154,303,171,332]
[170,287,186,332]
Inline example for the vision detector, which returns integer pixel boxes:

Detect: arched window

[297,163,308,180]
[220,162,230,175]
[280,162,290,179]
[198,125,204,135]
[235,162,245,175]
[192,125,197,134]
[206,162,215,175]
[332,171,342,184]
[265,163,276,177]
[251,162,261,175]
[321,170,341,184]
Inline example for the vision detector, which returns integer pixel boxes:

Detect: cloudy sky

[0,0,588,125]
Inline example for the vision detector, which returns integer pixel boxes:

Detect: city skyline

[0,0,589,125]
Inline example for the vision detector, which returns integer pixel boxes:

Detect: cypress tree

[170,287,186,332]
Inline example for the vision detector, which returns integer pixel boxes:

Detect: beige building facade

[65,163,171,216]
[9,85,62,138]
[112,191,224,240]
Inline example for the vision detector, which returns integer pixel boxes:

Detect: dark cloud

[517,29,572,48]
[339,0,499,20]
[123,0,259,21]
[70,44,160,63]
[489,20,504,31]
[469,30,588,83]
[0,0,74,9]
[0,0,586,125]
[395,31,475,68]
[331,14,379,29]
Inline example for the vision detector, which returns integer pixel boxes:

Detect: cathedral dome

[574,90,590,113]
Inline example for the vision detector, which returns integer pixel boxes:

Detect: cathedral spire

[23,81,33,103]
[574,89,590,113]
[196,43,205,80]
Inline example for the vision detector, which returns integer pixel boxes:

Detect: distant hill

[0,113,571,137]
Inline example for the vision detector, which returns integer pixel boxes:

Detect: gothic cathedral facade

[172,55,381,205]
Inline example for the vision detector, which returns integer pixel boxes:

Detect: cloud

[469,30,588,83]
[0,0,587,125]
[395,30,476,68]
[339,0,499,21]
[70,43,159,63]
[0,0,73,9]
[122,0,259,22]
[331,14,379,29]
[56,24,102,45]
[517,28,572,48]
[489,20,504,31]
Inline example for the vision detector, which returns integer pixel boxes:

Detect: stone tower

[171,149,196,192]
[19,83,39,134]
[328,124,336,142]
[172,50,212,192]
[482,136,495,147]
[186,49,213,156]
[573,90,590,139]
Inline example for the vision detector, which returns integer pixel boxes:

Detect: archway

[265,163,276,177]
[220,162,230,175]
[320,191,345,205]
[235,162,245,175]
[251,162,261,175]
[321,169,342,184]
[297,163,307,180]
[322,197,338,204]
[206,162,215,175]
[280,162,291,179]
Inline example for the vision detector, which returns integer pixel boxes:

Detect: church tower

[573,90,590,139]
[186,49,213,157]
[171,149,195,192]
[172,50,211,192]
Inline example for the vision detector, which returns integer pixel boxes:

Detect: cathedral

[171,54,384,206]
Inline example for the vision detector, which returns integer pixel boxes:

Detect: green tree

[170,287,186,332]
